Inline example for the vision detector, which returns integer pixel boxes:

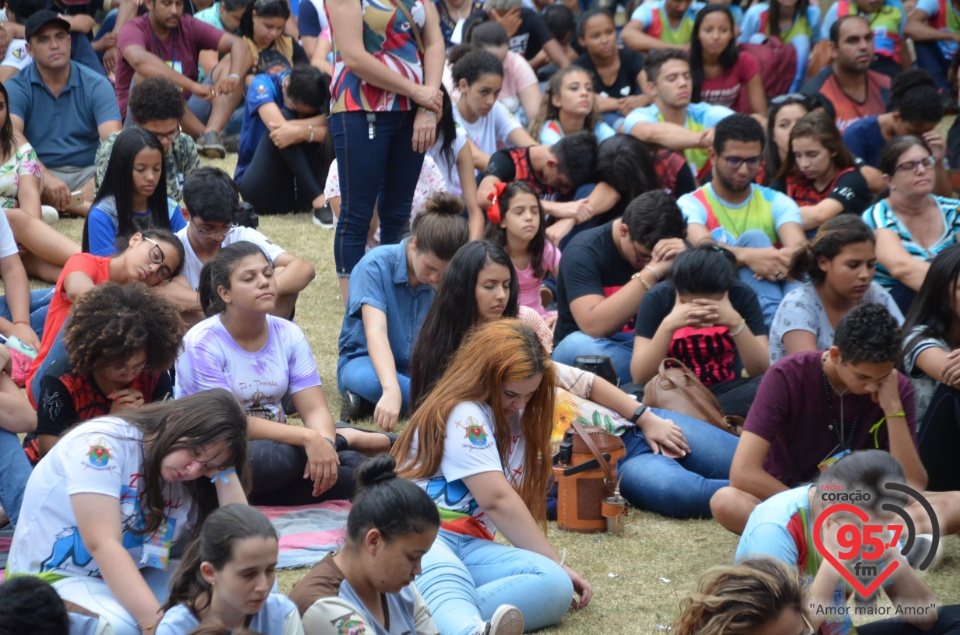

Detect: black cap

[23,10,71,40]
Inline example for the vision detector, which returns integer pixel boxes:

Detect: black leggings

[238,113,333,216]
[918,383,960,492]
[248,437,365,505]
[858,603,960,634]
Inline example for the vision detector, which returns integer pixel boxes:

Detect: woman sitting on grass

[176,241,388,506]
[337,194,469,429]
[290,454,442,634]
[394,319,591,634]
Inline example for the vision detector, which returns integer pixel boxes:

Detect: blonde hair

[392,320,556,527]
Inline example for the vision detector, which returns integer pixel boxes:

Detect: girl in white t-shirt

[290,454,445,635]
[451,48,536,171]
[6,389,250,635]
[175,242,385,506]
[392,319,592,634]
[159,504,303,635]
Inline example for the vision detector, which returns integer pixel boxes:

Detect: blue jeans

[735,229,801,327]
[0,428,31,526]
[417,529,573,635]
[0,288,54,340]
[337,355,411,414]
[30,325,68,404]
[618,409,737,518]
[552,331,634,385]
[331,110,425,276]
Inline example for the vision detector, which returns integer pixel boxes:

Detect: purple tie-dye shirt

[175,315,321,423]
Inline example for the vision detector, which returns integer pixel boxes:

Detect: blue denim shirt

[337,239,435,375]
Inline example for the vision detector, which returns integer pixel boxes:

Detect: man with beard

[115,0,251,157]
[801,15,891,133]
[624,49,734,182]
[678,114,805,326]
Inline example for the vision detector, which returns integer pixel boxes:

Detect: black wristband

[629,403,647,424]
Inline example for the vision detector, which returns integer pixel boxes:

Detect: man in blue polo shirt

[6,11,121,217]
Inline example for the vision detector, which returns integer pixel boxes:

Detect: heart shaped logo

[812,503,900,598]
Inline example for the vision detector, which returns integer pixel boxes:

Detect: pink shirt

[516,241,560,316]
[700,51,760,114]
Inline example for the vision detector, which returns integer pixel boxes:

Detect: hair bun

[355,454,399,489]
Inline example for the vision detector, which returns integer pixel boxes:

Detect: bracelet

[631,270,652,291]
[209,467,237,484]
[227,73,240,80]
[728,319,746,338]
[323,436,336,447]
[418,106,436,116]
[13,320,29,326]
[308,125,314,143]
[869,411,906,448]
[629,403,647,424]
[642,264,661,282]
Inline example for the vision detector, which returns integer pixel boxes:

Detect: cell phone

[69,190,84,208]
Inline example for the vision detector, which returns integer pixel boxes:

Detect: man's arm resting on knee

[728,431,789,502]
[122,45,202,92]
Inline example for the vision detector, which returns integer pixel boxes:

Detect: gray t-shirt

[901,325,950,424]
[768,282,903,363]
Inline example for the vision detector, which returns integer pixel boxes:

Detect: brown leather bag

[553,418,626,533]
[643,358,743,437]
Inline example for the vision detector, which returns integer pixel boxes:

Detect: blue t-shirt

[86,196,186,256]
[842,115,885,167]
[6,61,120,168]
[337,239,436,377]
[236,71,288,184]
[156,593,301,635]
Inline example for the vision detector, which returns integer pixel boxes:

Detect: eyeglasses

[801,613,816,635]
[106,360,150,376]
[893,155,936,174]
[630,240,653,267]
[191,219,234,238]
[722,155,764,170]
[143,236,173,282]
[142,123,181,142]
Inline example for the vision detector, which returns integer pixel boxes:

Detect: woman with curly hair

[27,282,184,462]
[674,557,810,635]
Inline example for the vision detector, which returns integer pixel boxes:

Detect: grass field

[39,155,960,634]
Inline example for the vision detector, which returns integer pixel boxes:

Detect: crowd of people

[4,0,960,632]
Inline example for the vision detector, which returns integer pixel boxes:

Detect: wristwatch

[629,403,647,424]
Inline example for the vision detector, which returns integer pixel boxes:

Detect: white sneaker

[41,205,58,225]
[483,605,524,635]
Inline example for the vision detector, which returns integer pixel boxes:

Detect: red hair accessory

[486,182,509,224]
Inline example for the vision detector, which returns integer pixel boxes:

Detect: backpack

[739,37,797,98]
